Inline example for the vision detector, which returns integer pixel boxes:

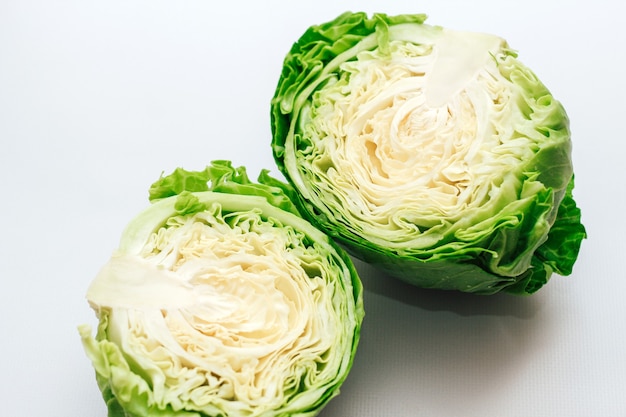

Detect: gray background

[1,1,623,416]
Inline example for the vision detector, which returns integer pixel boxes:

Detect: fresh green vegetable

[271,12,585,294]
[79,160,364,417]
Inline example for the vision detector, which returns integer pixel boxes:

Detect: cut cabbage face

[271,12,586,294]
[79,161,363,417]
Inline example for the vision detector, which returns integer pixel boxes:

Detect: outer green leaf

[533,176,587,277]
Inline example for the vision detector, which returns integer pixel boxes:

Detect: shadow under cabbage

[317,258,555,416]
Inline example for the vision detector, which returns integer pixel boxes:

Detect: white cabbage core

[299,30,536,249]
[87,204,351,415]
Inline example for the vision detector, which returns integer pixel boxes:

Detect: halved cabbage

[271,12,586,294]
[78,160,363,417]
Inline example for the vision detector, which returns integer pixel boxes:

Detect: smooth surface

[1,1,623,416]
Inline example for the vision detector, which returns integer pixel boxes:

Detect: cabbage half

[78,161,364,417]
[271,12,586,294]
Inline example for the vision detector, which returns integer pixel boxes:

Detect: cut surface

[293,28,546,250]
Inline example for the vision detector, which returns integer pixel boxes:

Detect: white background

[1,1,624,416]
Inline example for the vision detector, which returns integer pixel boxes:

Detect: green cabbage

[271,12,586,294]
[78,160,364,417]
